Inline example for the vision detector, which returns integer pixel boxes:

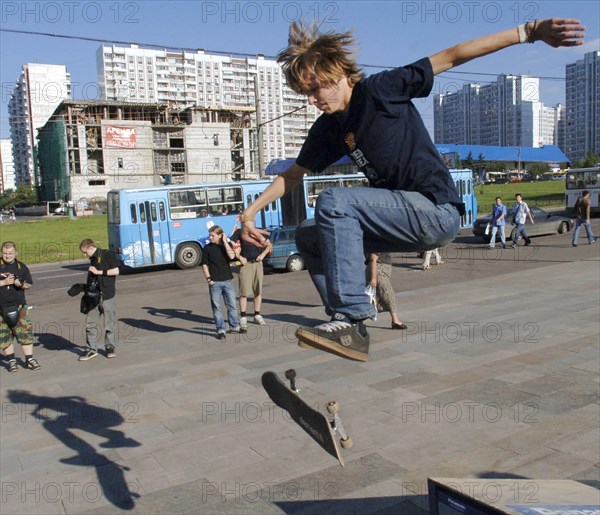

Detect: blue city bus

[107,179,281,269]
[107,171,476,269]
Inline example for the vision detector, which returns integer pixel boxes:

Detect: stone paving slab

[1,256,598,514]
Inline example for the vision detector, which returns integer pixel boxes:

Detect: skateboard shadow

[6,390,141,510]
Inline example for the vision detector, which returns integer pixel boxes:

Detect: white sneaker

[254,314,266,325]
[240,316,248,330]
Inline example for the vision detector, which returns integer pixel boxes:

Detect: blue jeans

[512,223,530,245]
[572,219,595,244]
[489,224,506,247]
[296,188,461,320]
[209,280,239,333]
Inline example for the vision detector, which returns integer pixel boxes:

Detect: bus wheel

[286,254,304,272]
[175,243,202,269]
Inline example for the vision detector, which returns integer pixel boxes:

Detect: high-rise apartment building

[97,45,319,171]
[434,75,560,149]
[565,51,600,164]
[0,139,15,193]
[8,64,71,186]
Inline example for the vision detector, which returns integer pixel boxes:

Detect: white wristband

[517,24,527,44]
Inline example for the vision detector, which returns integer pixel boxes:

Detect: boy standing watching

[201,226,241,340]
[230,228,271,330]
[0,241,40,371]
[572,190,596,246]
[78,239,120,361]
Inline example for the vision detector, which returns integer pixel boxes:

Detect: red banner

[105,126,136,148]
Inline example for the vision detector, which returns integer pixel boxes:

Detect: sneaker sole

[295,330,369,362]
[78,354,98,361]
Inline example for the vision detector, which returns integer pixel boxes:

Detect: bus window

[107,192,120,224]
[130,204,137,224]
[159,201,166,221]
[207,186,243,216]
[150,202,157,222]
[169,188,206,219]
[341,178,368,188]
[139,203,146,224]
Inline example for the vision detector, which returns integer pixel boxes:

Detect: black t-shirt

[230,229,263,261]
[296,58,464,214]
[0,259,33,308]
[89,248,119,300]
[201,243,234,281]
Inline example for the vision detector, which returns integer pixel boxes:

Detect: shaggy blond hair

[277,21,363,94]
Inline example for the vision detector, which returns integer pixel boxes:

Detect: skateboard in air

[261,369,352,467]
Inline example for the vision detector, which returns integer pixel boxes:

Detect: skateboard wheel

[340,436,353,449]
[326,401,339,414]
[285,369,296,380]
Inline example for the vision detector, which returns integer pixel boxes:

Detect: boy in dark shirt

[239,17,585,362]
[230,228,271,330]
[78,239,121,361]
[201,226,241,340]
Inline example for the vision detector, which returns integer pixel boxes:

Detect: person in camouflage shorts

[0,241,41,372]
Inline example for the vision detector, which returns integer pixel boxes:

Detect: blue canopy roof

[434,144,568,163]
[264,144,568,175]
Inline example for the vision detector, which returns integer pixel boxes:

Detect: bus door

[451,169,476,228]
[243,182,282,229]
[136,199,171,265]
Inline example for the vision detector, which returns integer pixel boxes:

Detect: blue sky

[1,0,599,140]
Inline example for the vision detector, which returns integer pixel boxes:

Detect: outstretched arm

[240,163,307,247]
[430,18,585,75]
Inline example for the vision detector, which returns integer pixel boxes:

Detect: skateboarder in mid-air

[240,18,586,362]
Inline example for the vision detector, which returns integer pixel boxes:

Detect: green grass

[1,215,108,265]
[475,181,565,214]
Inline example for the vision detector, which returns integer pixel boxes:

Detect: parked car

[473,206,573,243]
[264,226,305,272]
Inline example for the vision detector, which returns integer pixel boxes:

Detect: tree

[0,185,37,209]
[528,162,551,176]
[575,151,600,168]
[462,151,474,170]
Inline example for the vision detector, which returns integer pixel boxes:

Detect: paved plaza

[1,237,599,513]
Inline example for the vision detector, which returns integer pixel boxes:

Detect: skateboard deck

[261,370,344,467]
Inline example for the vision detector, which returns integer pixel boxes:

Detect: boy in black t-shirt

[239,17,585,362]
[0,241,40,371]
[230,228,271,330]
[78,239,121,361]
[201,226,241,340]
